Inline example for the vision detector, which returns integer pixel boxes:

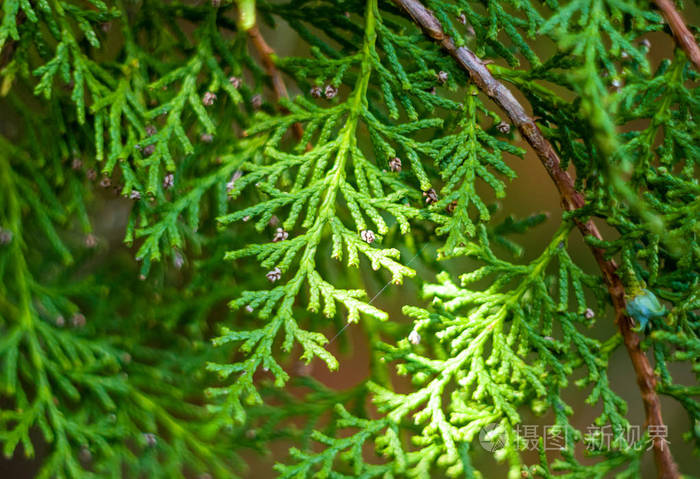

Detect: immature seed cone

[324,84,338,99]
[423,188,438,204]
[202,91,217,106]
[310,85,323,98]
[272,228,289,242]
[266,267,282,282]
[360,229,375,244]
[163,173,174,189]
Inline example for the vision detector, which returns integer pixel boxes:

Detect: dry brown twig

[0,40,17,72]
[391,0,681,477]
[0,12,25,73]
[247,24,306,141]
[653,0,700,70]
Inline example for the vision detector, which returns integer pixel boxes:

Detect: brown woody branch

[0,40,18,72]
[653,0,700,71]
[0,12,25,72]
[247,24,305,141]
[391,0,680,477]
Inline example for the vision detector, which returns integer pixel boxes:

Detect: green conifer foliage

[0,0,698,478]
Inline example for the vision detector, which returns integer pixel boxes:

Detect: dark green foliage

[0,0,698,478]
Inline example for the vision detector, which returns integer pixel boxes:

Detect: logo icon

[479,423,507,452]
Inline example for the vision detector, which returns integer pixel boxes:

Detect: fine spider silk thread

[327,242,431,346]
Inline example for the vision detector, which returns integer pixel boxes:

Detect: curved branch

[0,12,25,72]
[247,24,305,141]
[653,0,700,71]
[391,1,680,478]
[0,39,17,72]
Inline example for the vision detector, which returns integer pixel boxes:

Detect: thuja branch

[391,1,681,478]
[653,0,700,70]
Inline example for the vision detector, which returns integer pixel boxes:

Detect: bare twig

[653,0,700,71]
[0,40,17,72]
[391,1,680,477]
[247,24,305,141]
[0,12,25,73]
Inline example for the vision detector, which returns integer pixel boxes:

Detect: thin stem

[653,0,700,71]
[390,1,680,477]
[0,11,25,71]
[246,24,305,141]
